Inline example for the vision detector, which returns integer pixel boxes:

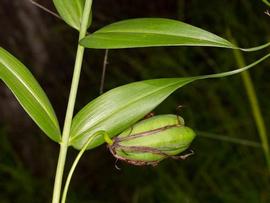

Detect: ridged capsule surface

[108,114,196,166]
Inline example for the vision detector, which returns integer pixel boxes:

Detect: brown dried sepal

[107,114,195,166]
[108,138,194,166]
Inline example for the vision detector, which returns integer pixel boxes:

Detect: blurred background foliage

[0,0,270,202]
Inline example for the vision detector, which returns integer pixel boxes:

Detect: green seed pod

[108,114,196,166]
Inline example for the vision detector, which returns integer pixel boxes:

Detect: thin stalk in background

[52,1,93,203]
[197,131,261,148]
[29,0,61,19]
[100,49,109,95]
[231,38,270,171]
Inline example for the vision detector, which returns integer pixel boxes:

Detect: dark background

[0,0,270,202]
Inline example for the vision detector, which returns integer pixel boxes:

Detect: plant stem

[232,41,270,171]
[61,131,108,203]
[52,1,92,203]
[99,49,109,94]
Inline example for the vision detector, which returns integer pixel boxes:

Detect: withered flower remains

[107,114,196,166]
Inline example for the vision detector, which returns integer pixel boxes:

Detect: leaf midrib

[92,31,231,46]
[0,61,59,131]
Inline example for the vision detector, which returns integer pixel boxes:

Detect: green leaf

[80,18,270,51]
[0,48,61,142]
[69,53,270,150]
[53,0,92,30]
[262,0,270,7]
[80,18,236,49]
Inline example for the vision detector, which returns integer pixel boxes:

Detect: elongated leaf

[80,18,235,49]
[70,53,270,150]
[0,48,61,142]
[53,0,92,30]
[80,18,270,51]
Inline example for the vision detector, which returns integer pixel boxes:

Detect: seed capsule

[108,114,196,166]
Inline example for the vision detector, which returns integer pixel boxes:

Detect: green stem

[231,39,270,171]
[52,1,92,203]
[61,131,109,203]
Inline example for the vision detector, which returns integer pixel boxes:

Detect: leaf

[80,18,236,49]
[53,0,92,30]
[0,48,61,142]
[80,18,270,51]
[262,0,270,7]
[69,53,270,150]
